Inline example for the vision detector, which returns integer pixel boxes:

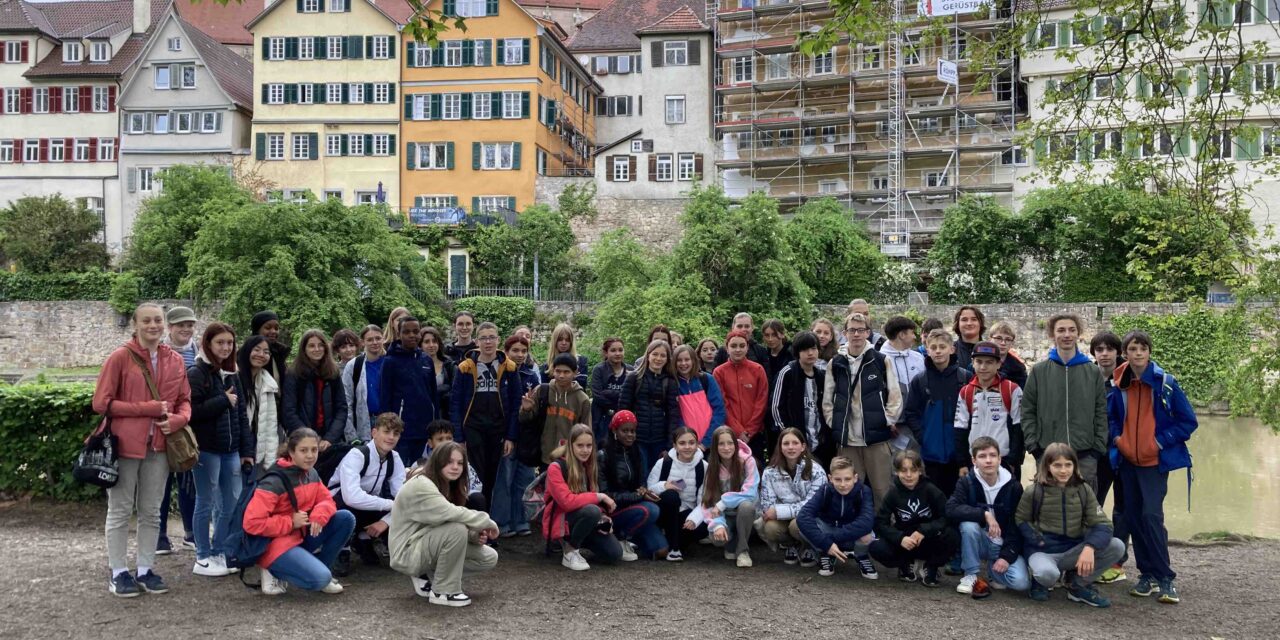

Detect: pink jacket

[91,339,192,460]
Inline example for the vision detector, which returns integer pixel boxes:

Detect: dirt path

[0,500,1274,640]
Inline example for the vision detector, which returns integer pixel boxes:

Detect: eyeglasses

[991,335,1014,343]
[844,327,869,335]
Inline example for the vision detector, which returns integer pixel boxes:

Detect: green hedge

[452,296,535,338]
[0,383,104,501]
[0,271,115,301]
[1111,306,1248,406]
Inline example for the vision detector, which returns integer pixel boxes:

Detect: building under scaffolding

[711,0,1026,257]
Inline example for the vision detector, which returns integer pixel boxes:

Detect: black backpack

[314,443,377,486]
[226,469,296,582]
[658,455,705,494]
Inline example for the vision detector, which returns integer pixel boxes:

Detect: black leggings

[657,490,708,553]
[465,426,504,507]
[869,528,959,569]
[565,504,622,563]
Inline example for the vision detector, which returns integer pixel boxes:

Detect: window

[1256,62,1276,92]
[418,142,450,169]
[1210,65,1233,94]
[302,0,320,11]
[348,134,365,156]
[5,41,22,62]
[1265,128,1280,156]
[182,65,196,89]
[99,138,115,160]
[129,113,146,133]
[73,139,90,161]
[616,55,631,73]
[902,37,921,66]
[480,142,515,169]
[473,92,491,119]
[456,0,488,16]
[267,133,284,160]
[414,46,432,67]
[665,96,685,124]
[417,195,455,208]
[33,87,47,113]
[1235,0,1255,23]
[765,53,791,80]
[62,86,78,112]
[1000,145,1027,165]
[733,57,754,83]
[268,37,284,60]
[138,167,154,192]
[176,112,193,133]
[167,37,182,51]
[862,46,881,70]
[443,93,461,119]
[50,139,67,161]
[155,66,171,89]
[1070,18,1091,46]
[373,83,389,104]
[444,41,463,66]
[1092,75,1116,99]
[818,180,840,194]
[354,191,377,205]
[871,175,890,190]
[503,38,523,65]
[537,148,547,176]
[924,171,950,187]
[1143,130,1175,157]
[298,83,313,104]
[474,41,490,66]
[329,0,345,11]
[502,91,521,118]
[612,155,630,181]
[292,134,311,159]
[916,116,941,133]
[1207,129,1233,159]
[268,83,284,104]
[326,83,342,104]
[326,134,342,156]
[0,140,12,163]
[323,189,343,201]
[677,153,696,180]
[593,56,608,74]
[286,189,310,204]
[663,41,688,66]
[1093,130,1123,158]
[23,139,38,162]
[477,196,511,212]
[653,154,673,181]
[349,83,364,104]
[299,37,314,60]
[812,49,834,75]
[631,139,645,153]
[328,36,343,60]
[953,33,969,59]
[90,41,109,62]
[92,86,109,112]
[372,36,389,59]
[63,42,82,62]
[372,134,390,156]
[201,112,218,132]
[3,88,16,114]
[153,112,169,134]
[1038,22,1058,48]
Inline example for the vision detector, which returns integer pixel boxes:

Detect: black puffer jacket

[619,370,679,445]
[598,438,646,508]
[187,357,254,458]
[282,368,348,445]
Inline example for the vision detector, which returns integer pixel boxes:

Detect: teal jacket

[1020,348,1108,455]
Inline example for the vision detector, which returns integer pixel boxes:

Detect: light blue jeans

[491,456,536,535]
[268,510,356,590]
[959,521,1031,591]
[192,451,242,560]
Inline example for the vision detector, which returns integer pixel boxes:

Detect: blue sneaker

[1157,578,1180,604]
[1130,574,1159,597]
[109,572,141,598]
[1067,584,1112,608]
[156,537,173,556]
[136,571,169,594]
[1029,580,1050,602]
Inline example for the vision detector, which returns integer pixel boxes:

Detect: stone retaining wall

[535,177,685,250]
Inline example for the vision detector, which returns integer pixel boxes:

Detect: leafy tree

[784,198,885,305]
[179,198,441,338]
[925,196,1025,304]
[558,182,598,221]
[0,195,108,273]
[468,204,579,291]
[1228,250,1280,432]
[589,274,719,357]
[125,165,253,295]
[585,229,661,301]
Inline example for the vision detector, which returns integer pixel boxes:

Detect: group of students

[91,299,1196,609]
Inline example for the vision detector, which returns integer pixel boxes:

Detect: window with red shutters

[88,138,97,161]
[63,137,72,162]
[12,140,22,163]
[107,86,116,112]
[49,87,61,113]
[19,87,32,114]
[38,139,48,162]
[20,41,28,62]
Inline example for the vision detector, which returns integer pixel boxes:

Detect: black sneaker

[921,565,942,587]
[818,556,836,577]
[799,549,817,567]
[898,565,917,582]
[353,538,381,566]
[109,572,141,598]
[156,537,173,556]
[332,547,352,577]
[181,535,195,550]
[136,571,169,594]
[783,547,800,565]
[856,555,879,580]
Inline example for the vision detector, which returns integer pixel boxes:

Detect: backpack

[658,454,705,495]
[521,459,566,526]
[225,469,296,585]
[351,354,366,389]
[314,442,376,486]
[960,377,1015,431]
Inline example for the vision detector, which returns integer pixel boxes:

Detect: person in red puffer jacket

[243,428,356,595]
[714,330,768,463]
[92,302,193,598]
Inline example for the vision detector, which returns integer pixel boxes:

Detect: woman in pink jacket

[91,303,192,598]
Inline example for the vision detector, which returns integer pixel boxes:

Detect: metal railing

[439,286,595,303]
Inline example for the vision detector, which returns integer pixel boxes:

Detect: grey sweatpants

[105,450,170,572]
[406,522,498,595]
[709,501,756,555]
[1028,537,1126,588]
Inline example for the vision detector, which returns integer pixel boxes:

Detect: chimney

[133,0,150,34]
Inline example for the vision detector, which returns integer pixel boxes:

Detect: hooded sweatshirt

[517,381,592,465]
[91,339,193,460]
[1021,347,1108,455]
[380,342,439,442]
[713,358,768,441]
[389,473,496,578]
[946,466,1024,564]
[880,341,926,397]
[795,478,875,552]
[646,447,707,511]
[690,439,760,532]
[901,355,970,465]
[874,476,949,546]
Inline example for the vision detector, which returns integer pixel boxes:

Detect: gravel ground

[0,500,1275,640]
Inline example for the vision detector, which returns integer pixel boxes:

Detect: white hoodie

[646,447,707,511]
[879,341,925,393]
[975,465,1013,508]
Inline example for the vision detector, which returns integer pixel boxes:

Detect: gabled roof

[181,16,253,109]
[175,0,261,46]
[0,0,56,36]
[515,0,609,10]
[22,0,171,79]
[567,0,703,52]
[635,5,707,35]
[246,0,411,29]
[536,16,568,41]
[595,128,641,154]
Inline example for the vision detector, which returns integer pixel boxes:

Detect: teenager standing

[451,322,522,506]
[380,317,438,463]
[282,330,348,449]
[341,325,386,444]
[157,305,198,555]
[620,340,681,471]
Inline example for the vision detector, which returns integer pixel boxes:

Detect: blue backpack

[225,468,297,583]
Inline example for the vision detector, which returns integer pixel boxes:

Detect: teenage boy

[845,300,886,351]
[955,341,1024,479]
[445,312,478,364]
[329,413,407,569]
[1107,330,1196,605]
[769,331,830,464]
[156,306,199,555]
[1089,330,1129,584]
[451,322,522,506]
[946,436,1030,598]
[713,312,771,368]
[380,316,438,464]
[517,353,593,466]
[879,315,926,397]
[795,457,877,579]
[901,329,971,499]
[822,313,902,508]
[424,420,487,512]
[1021,313,1108,492]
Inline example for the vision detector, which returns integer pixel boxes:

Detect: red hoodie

[714,358,767,440]
[243,458,338,568]
[91,339,192,460]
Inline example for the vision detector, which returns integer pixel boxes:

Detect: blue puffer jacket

[1106,360,1196,473]
[795,479,875,552]
[380,343,439,442]
[187,357,254,458]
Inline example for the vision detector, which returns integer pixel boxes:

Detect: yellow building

[400,0,599,216]
[247,0,409,205]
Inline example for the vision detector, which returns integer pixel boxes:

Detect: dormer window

[90,41,110,62]
[63,42,83,62]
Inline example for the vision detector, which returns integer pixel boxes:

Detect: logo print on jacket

[896,497,932,524]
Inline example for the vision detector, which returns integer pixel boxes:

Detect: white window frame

[23,139,38,162]
[472,92,491,119]
[443,93,462,119]
[181,65,196,89]
[299,37,314,60]
[73,138,90,161]
[155,66,171,89]
[201,111,218,133]
[1092,75,1116,100]
[328,36,343,60]
[612,155,630,181]
[327,134,343,156]
[818,179,840,194]
[812,49,834,75]
[99,138,115,161]
[268,83,285,104]
[414,46,431,67]
[3,88,17,114]
[1093,130,1123,158]
[92,86,109,112]
[33,87,48,113]
[5,41,22,62]
[665,95,685,124]
[63,42,82,62]
[90,41,109,62]
[372,133,390,156]
[0,140,13,163]
[663,41,688,66]
[348,83,365,104]
[292,133,311,160]
[298,83,313,104]
[418,195,455,208]
[355,191,377,205]
[269,37,285,60]
[480,142,515,170]
[62,86,78,113]
[418,142,450,169]
[765,53,791,80]
[348,134,365,156]
[502,91,521,119]
[616,54,631,73]
[655,153,673,181]
[329,0,345,11]
[153,111,169,134]
[1264,127,1280,156]
[1255,62,1276,92]
[503,38,523,65]
[323,189,343,201]
[444,41,463,66]
[477,195,510,213]
[137,167,155,192]
[733,57,754,83]
[1207,129,1233,160]
[1000,145,1028,166]
[456,0,487,17]
[631,139,644,153]
[167,37,182,52]
[1210,65,1233,95]
[267,133,285,160]
[129,112,146,133]
[176,111,193,133]
[924,170,950,187]
[372,36,390,59]
[861,46,881,70]
[373,83,389,104]
[678,152,696,180]
[326,83,343,104]
[1038,22,1058,49]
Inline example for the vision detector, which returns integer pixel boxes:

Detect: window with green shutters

[443,0,499,17]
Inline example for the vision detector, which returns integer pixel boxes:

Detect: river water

[1018,416,1280,539]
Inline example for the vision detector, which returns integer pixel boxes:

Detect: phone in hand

[673,479,686,489]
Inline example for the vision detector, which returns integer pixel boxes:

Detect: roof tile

[174,0,261,46]
[180,15,253,109]
[568,0,704,51]
[635,5,707,34]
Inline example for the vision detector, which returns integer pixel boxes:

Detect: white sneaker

[215,555,238,574]
[193,557,230,577]
[957,574,978,595]
[411,574,432,597]
[260,569,287,595]
[723,550,737,561]
[321,579,344,594]
[428,590,472,607]
[665,549,684,562]
[736,551,753,568]
[561,550,590,571]
[620,541,638,562]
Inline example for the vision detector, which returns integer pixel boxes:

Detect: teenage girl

[673,344,727,448]
[599,411,668,560]
[696,338,719,375]
[282,330,348,448]
[543,323,590,388]
[756,428,827,567]
[691,426,760,568]
[543,424,623,571]
[590,337,632,446]
[646,427,708,562]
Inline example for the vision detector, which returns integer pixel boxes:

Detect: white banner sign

[937,58,958,85]
[917,0,989,17]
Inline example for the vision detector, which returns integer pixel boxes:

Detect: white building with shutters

[116,4,252,250]
[569,3,714,199]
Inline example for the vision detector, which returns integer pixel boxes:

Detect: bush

[0,194,109,274]
[589,275,719,358]
[0,383,104,501]
[0,271,116,301]
[784,198,885,305]
[452,296,535,337]
[1111,306,1249,406]
[108,272,140,315]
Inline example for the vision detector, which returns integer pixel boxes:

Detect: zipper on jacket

[1064,361,1071,448]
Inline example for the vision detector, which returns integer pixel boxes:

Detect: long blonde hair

[702,427,745,508]
[640,339,677,379]
[547,323,578,361]
[383,307,410,347]
[550,424,598,493]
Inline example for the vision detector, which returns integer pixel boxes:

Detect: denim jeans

[637,441,668,475]
[193,451,243,560]
[959,521,1031,591]
[491,455,535,534]
[611,501,666,556]
[268,510,357,590]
